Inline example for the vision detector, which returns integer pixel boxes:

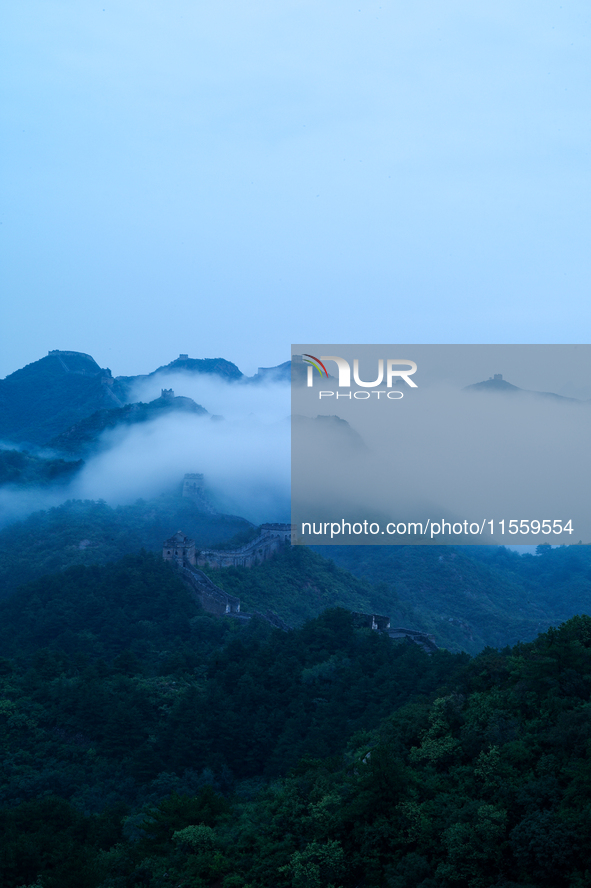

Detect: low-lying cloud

[0,376,291,529]
[72,410,290,524]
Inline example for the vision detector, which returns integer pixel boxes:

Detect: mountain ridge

[49,390,209,454]
[0,350,289,448]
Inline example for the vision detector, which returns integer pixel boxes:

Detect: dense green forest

[1,550,591,886]
[199,545,417,626]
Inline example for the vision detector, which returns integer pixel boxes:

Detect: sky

[1,0,590,379]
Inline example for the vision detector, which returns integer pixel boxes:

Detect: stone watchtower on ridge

[182,473,204,498]
[162,531,196,567]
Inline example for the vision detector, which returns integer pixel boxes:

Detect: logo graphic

[303,354,329,382]
[302,355,417,388]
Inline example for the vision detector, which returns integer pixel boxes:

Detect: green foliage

[4,485,591,657]
[173,823,219,853]
[195,614,591,888]
[281,839,346,888]
[1,540,591,886]
[0,550,231,661]
[139,789,229,852]
[212,524,262,550]
[0,796,122,888]
[0,551,461,815]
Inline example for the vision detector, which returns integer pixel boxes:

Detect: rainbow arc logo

[303,354,329,378]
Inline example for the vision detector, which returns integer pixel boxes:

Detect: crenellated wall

[162,528,436,648]
[197,523,293,569]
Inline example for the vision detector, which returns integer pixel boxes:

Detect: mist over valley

[0,350,291,528]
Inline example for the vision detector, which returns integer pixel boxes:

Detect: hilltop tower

[182,473,205,498]
[162,531,196,567]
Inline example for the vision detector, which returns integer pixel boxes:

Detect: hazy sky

[2,1,589,379]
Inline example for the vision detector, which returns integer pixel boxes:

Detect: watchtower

[163,531,196,567]
[183,473,205,498]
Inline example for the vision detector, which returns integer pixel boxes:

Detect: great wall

[163,529,291,630]
[162,524,437,650]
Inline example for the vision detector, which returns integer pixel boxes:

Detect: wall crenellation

[197,523,293,569]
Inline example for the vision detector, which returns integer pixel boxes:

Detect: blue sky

[1,0,589,378]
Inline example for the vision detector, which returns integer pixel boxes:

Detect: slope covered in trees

[199,544,418,626]
[1,549,591,886]
[0,352,128,445]
[49,393,208,454]
[316,543,591,652]
[3,491,591,653]
[0,497,253,601]
[0,449,83,487]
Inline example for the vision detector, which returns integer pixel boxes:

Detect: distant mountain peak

[0,350,290,449]
[463,374,521,394]
[8,350,105,381]
[0,350,127,445]
[153,355,244,380]
[49,392,208,454]
[463,374,580,403]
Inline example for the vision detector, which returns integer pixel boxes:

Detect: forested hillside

[0,352,128,445]
[317,543,591,652]
[1,550,591,886]
[199,544,417,626]
[49,392,208,454]
[4,492,591,652]
[0,449,83,487]
[0,497,253,601]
